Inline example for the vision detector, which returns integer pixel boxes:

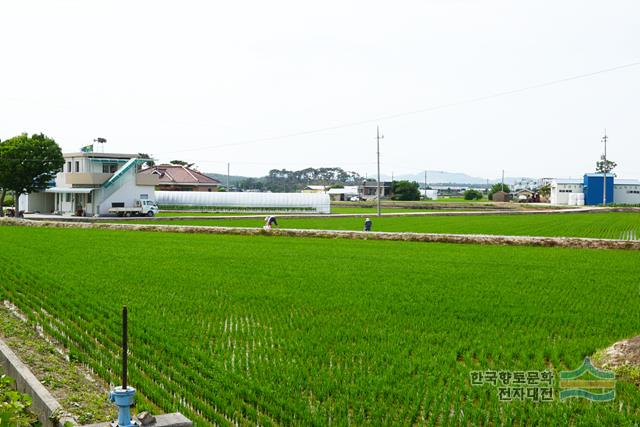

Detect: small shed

[327,186,359,201]
[492,191,512,202]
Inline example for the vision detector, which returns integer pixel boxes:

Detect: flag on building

[81,144,93,153]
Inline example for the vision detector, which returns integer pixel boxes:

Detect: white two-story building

[20,151,159,216]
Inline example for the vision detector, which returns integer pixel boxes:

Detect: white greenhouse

[155,191,331,213]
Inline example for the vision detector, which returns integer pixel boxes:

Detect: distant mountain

[384,171,487,185]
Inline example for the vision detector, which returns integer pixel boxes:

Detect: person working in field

[264,215,278,229]
[364,217,372,232]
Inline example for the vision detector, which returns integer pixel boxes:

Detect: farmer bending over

[264,215,278,229]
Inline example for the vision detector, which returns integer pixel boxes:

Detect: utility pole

[501,170,505,192]
[424,170,428,199]
[227,162,230,191]
[602,130,608,207]
[376,126,383,217]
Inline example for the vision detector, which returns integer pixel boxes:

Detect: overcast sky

[2,0,639,179]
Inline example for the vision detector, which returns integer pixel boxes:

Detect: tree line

[237,167,364,193]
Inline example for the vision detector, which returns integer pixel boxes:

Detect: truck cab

[137,200,159,216]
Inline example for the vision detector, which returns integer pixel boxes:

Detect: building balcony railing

[136,174,160,186]
[65,173,112,186]
[62,171,159,187]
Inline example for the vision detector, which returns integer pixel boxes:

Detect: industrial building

[550,173,640,206]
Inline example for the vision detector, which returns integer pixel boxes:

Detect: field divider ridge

[3,217,640,250]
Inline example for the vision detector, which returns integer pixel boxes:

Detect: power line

[156,60,640,155]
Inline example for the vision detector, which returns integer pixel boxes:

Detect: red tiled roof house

[139,164,221,192]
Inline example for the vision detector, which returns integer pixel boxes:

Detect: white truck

[109,200,159,217]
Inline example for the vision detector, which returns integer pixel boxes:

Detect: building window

[139,194,148,200]
[67,161,72,172]
[102,163,118,173]
[87,192,92,203]
[65,193,71,202]
[75,161,80,172]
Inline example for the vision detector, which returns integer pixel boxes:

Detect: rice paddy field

[129,211,640,240]
[1,224,640,425]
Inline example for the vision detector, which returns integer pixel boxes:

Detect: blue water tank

[583,174,614,205]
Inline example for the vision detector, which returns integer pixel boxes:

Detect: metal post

[109,305,136,427]
[602,131,608,207]
[376,126,383,217]
[122,306,127,389]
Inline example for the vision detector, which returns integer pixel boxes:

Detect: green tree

[463,189,483,200]
[391,180,421,201]
[170,160,194,167]
[538,183,551,199]
[0,139,5,213]
[0,187,5,216]
[0,133,64,214]
[488,183,511,200]
[596,159,617,177]
[137,153,155,168]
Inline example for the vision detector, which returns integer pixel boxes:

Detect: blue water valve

[109,386,137,427]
